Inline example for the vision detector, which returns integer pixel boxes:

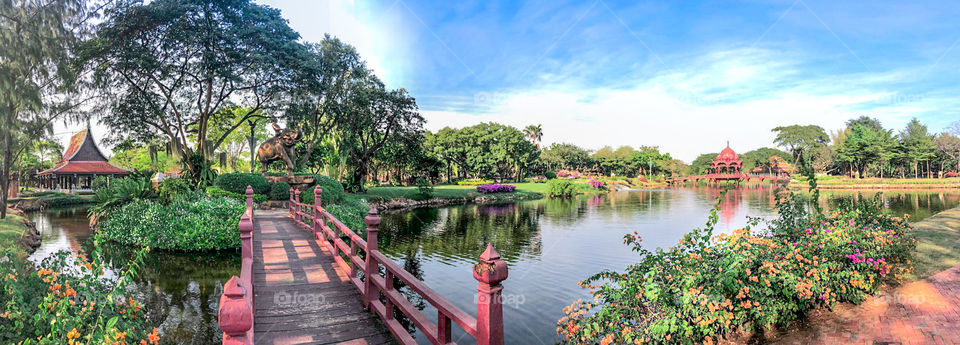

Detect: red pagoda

[708,142,744,180]
[37,128,130,193]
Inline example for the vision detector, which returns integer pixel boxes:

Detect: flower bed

[475,184,516,194]
[558,194,915,344]
[589,178,604,189]
[556,170,581,179]
[946,171,959,178]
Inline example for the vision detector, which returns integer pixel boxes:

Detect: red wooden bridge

[217,186,508,345]
[667,173,790,185]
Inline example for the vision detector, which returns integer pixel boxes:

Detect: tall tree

[899,118,936,178]
[935,133,960,174]
[83,0,310,171]
[523,124,543,149]
[771,125,829,167]
[1,0,87,218]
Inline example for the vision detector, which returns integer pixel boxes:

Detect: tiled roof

[38,161,130,175]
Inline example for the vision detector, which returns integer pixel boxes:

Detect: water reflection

[27,208,237,345]
[377,187,960,345]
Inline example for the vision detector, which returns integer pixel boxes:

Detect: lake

[26,187,959,344]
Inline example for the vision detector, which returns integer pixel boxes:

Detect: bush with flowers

[557,191,915,344]
[556,170,581,179]
[589,178,605,190]
[0,241,159,344]
[946,171,959,178]
[476,183,517,194]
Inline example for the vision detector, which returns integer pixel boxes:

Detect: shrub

[271,182,291,201]
[946,171,959,178]
[0,249,156,344]
[90,177,153,217]
[544,171,557,179]
[548,179,577,198]
[214,173,270,195]
[457,178,493,186]
[157,177,191,204]
[476,184,516,194]
[558,194,915,344]
[588,178,605,189]
[97,196,245,251]
[556,170,581,179]
[312,174,344,205]
[206,186,267,204]
[416,177,433,198]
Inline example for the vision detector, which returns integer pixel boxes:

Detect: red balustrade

[219,186,256,345]
[289,185,508,345]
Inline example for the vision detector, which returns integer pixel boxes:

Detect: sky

[58,0,960,162]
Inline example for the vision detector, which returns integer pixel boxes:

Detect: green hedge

[97,197,245,251]
[548,179,577,198]
[205,186,267,204]
[270,182,291,201]
[214,173,270,195]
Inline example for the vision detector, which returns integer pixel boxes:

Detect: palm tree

[523,124,543,149]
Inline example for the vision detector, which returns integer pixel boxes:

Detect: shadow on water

[27,207,238,345]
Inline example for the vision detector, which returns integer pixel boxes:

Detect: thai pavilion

[708,143,744,178]
[36,128,130,193]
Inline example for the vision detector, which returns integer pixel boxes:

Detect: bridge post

[245,185,253,217]
[363,208,380,309]
[313,185,322,236]
[294,188,301,225]
[473,244,507,345]
[219,276,253,345]
[288,187,294,218]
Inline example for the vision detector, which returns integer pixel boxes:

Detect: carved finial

[365,208,380,229]
[218,276,253,336]
[479,243,500,262]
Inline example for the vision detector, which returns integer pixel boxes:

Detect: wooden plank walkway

[252,210,396,345]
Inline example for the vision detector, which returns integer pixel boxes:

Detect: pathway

[252,210,395,345]
[774,207,960,344]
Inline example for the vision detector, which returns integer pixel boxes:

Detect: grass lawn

[0,208,31,257]
[908,206,960,280]
[794,176,960,186]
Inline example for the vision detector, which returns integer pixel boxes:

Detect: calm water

[27,188,959,344]
[27,207,238,345]
[374,187,960,345]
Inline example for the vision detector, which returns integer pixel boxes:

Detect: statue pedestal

[265,175,315,191]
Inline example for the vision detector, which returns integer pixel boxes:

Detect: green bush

[205,186,267,204]
[558,194,915,344]
[0,249,154,344]
[270,182,291,201]
[416,177,433,198]
[214,173,270,195]
[457,178,493,186]
[90,177,153,216]
[548,179,578,198]
[308,174,344,206]
[157,178,191,204]
[544,171,557,179]
[97,196,245,251]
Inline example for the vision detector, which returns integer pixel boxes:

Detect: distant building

[36,128,130,193]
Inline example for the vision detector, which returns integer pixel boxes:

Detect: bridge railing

[218,186,256,345]
[289,186,508,345]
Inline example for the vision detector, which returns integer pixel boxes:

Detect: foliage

[205,186,267,204]
[0,246,158,344]
[109,143,177,173]
[548,179,578,198]
[415,177,433,198]
[457,178,494,186]
[543,143,592,172]
[425,123,540,184]
[544,171,557,179]
[97,197,245,251]
[214,173,271,195]
[476,184,517,194]
[312,174,345,205]
[558,193,915,344]
[772,124,829,165]
[157,177,191,204]
[556,170,581,179]
[90,176,153,217]
[183,153,218,189]
[271,182,292,201]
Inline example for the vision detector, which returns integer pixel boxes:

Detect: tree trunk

[1,129,11,219]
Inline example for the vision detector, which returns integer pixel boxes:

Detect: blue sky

[84,0,960,161]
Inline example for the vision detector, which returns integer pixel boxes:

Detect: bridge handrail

[289,186,506,345]
[218,186,256,345]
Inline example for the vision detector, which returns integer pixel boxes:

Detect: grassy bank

[7,192,95,210]
[361,180,606,202]
[792,176,960,189]
[0,208,32,257]
[906,206,960,280]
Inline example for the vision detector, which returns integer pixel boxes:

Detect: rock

[7,208,41,255]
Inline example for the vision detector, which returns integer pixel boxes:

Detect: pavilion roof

[37,129,131,176]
